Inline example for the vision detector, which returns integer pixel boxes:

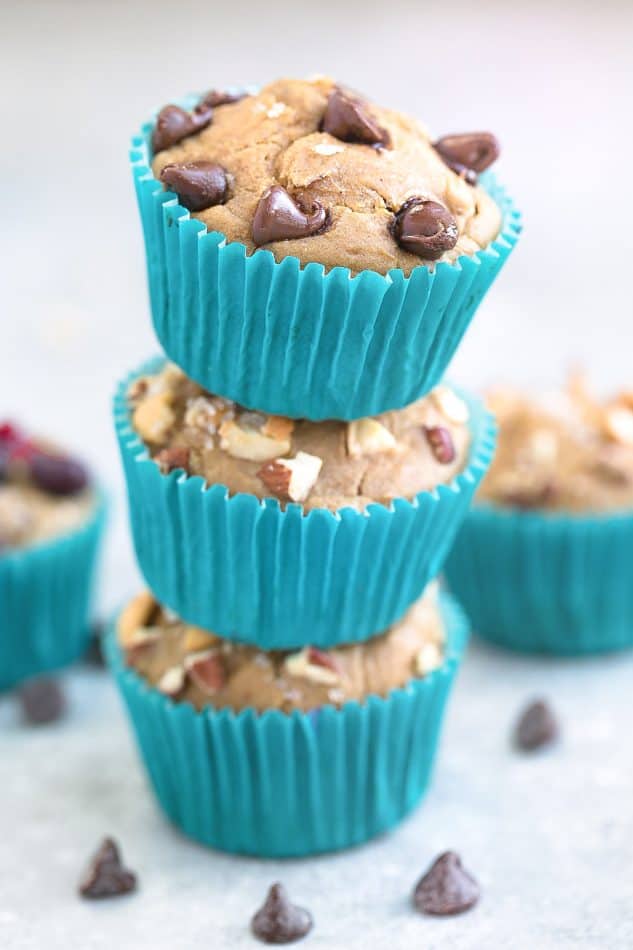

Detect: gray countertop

[2,635,632,950]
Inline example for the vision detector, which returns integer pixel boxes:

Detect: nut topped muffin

[151,77,502,274]
[0,422,94,550]
[118,583,445,713]
[480,376,633,513]
[127,363,472,512]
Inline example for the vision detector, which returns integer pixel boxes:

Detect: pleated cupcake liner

[107,589,468,857]
[130,97,522,421]
[444,503,633,655]
[114,357,495,648]
[0,494,107,689]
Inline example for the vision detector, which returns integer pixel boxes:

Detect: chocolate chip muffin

[127,363,472,512]
[151,77,502,275]
[0,422,94,550]
[480,376,633,513]
[118,583,444,713]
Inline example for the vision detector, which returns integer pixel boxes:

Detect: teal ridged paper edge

[445,504,633,655]
[129,97,522,420]
[114,357,495,648]
[0,494,107,689]
[106,590,468,857]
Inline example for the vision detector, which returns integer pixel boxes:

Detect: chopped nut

[257,451,323,503]
[184,650,225,694]
[183,625,218,653]
[266,101,287,118]
[184,396,219,433]
[284,647,341,686]
[155,445,190,473]
[157,665,185,697]
[424,426,456,464]
[529,429,558,464]
[432,386,470,424]
[313,142,345,156]
[262,415,295,442]
[124,628,161,665]
[346,418,397,457]
[127,377,149,403]
[604,405,633,446]
[132,392,175,445]
[415,642,443,675]
[118,592,158,648]
[219,419,291,461]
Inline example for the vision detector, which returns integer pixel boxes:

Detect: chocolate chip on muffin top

[151,77,502,274]
[118,583,445,713]
[479,375,633,513]
[128,363,472,512]
[0,422,93,550]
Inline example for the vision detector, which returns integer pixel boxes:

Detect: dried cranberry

[30,452,89,496]
[0,421,19,443]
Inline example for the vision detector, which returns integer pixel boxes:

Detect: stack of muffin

[110,77,520,856]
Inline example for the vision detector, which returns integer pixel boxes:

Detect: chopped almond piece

[431,385,470,424]
[185,650,225,695]
[346,418,397,457]
[258,451,322,503]
[183,626,218,653]
[118,592,158,648]
[132,392,175,444]
[261,415,295,441]
[157,666,185,697]
[219,419,291,461]
[284,647,341,686]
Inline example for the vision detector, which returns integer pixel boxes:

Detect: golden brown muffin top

[479,375,633,513]
[118,584,445,713]
[128,363,472,512]
[150,77,502,275]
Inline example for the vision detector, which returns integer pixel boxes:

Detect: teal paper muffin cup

[0,494,106,689]
[114,358,495,649]
[444,504,633,655]
[107,590,468,857]
[130,98,521,421]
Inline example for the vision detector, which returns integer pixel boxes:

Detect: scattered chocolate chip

[18,678,66,725]
[424,426,456,464]
[413,851,480,916]
[251,883,313,944]
[321,87,390,147]
[160,161,229,212]
[434,132,500,180]
[200,89,247,109]
[79,837,137,899]
[252,185,328,245]
[152,102,213,154]
[29,452,88,496]
[514,699,558,752]
[393,199,458,260]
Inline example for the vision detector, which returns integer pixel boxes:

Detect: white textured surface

[1,642,633,949]
[2,0,633,946]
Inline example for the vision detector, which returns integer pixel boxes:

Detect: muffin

[445,376,633,654]
[131,76,521,419]
[0,422,106,686]
[115,358,495,647]
[108,584,469,856]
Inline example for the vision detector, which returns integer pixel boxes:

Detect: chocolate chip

[18,678,66,725]
[434,132,500,181]
[393,199,458,260]
[160,161,228,212]
[321,87,390,147]
[251,883,313,944]
[152,103,213,154]
[200,89,246,109]
[514,699,559,752]
[424,426,456,464]
[29,452,89,496]
[252,185,328,245]
[79,837,137,899]
[413,851,480,916]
